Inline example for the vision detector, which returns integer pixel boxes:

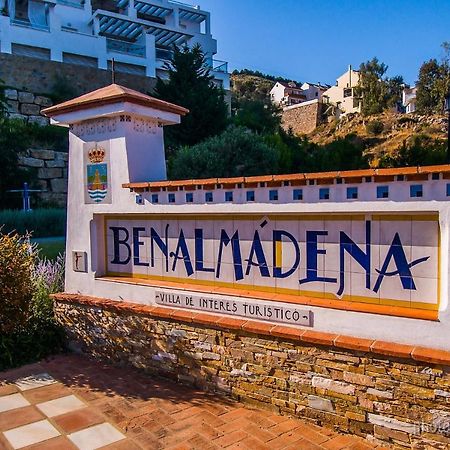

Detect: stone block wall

[282,100,325,135]
[4,88,53,126]
[54,294,450,449]
[18,149,68,206]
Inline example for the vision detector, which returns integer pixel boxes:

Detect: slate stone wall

[54,295,450,449]
[282,101,325,135]
[4,88,53,126]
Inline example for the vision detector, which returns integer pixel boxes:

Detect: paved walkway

[0,354,387,450]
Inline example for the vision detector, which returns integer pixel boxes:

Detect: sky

[200,0,450,86]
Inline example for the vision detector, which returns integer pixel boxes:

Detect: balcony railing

[106,38,145,57]
[155,48,173,61]
[10,18,49,31]
[212,59,227,73]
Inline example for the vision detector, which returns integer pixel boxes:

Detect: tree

[233,99,281,134]
[356,58,403,115]
[153,45,228,151]
[416,58,450,114]
[170,126,279,179]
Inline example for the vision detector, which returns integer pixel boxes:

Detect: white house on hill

[300,82,329,101]
[402,86,417,114]
[270,81,306,107]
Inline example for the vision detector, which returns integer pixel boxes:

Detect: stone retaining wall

[18,149,68,206]
[281,100,325,135]
[4,88,53,126]
[54,294,450,449]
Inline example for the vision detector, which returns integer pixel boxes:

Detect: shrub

[366,120,384,135]
[0,231,35,333]
[0,208,66,238]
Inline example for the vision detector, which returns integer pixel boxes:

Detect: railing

[168,0,200,10]
[106,38,145,57]
[10,18,49,31]
[212,59,227,73]
[155,48,173,61]
[57,0,85,8]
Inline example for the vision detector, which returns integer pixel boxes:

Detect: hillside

[309,111,448,166]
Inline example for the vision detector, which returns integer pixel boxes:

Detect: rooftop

[42,84,189,117]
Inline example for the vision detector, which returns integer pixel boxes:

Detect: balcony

[212,59,227,73]
[106,38,145,57]
[10,17,50,31]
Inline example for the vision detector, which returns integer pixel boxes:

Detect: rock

[308,395,334,412]
[46,159,65,168]
[7,101,19,113]
[55,151,69,162]
[4,89,18,100]
[50,178,67,193]
[18,92,35,103]
[31,149,55,160]
[312,376,356,395]
[38,168,63,179]
[7,113,27,121]
[366,388,394,399]
[368,413,418,434]
[21,104,41,115]
[28,116,49,127]
[34,96,52,107]
[18,156,44,168]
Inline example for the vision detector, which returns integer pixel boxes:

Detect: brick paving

[0,354,388,449]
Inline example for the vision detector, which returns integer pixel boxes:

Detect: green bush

[0,231,65,370]
[366,120,384,135]
[0,208,66,238]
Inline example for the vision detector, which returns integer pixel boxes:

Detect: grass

[32,237,65,260]
[0,208,66,238]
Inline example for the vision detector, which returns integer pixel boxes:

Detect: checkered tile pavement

[0,355,389,449]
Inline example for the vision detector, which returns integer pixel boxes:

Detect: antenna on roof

[111,58,116,84]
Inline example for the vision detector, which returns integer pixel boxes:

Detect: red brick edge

[51,293,450,366]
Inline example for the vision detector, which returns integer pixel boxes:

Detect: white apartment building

[402,86,417,114]
[300,82,329,101]
[0,0,230,89]
[270,81,305,107]
[322,65,361,116]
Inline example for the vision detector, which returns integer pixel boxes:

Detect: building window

[269,190,278,201]
[410,185,423,198]
[447,184,450,196]
[336,178,343,184]
[168,193,175,203]
[186,193,193,203]
[377,186,389,199]
[364,176,372,183]
[246,191,255,202]
[347,187,358,199]
[151,194,158,204]
[293,189,303,200]
[308,179,315,185]
[343,88,352,98]
[225,191,233,202]
[205,192,213,203]
[397,175,405,181]
[319,188,330,200]
[432,173,440,180]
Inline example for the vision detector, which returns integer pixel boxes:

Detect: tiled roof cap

[123,164,450,190]
[42,84,189,117]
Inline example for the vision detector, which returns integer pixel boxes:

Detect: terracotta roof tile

[42,84,189,117]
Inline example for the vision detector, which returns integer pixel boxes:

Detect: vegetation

[366,120,384,135]
[232,69,300,85]
[356,57,403,116]
[154,45,228,152]
[0,208,66,237]
[0,231,65,370]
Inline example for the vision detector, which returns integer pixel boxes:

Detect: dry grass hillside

[310,111,448,166]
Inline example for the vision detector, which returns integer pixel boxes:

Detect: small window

[168,193,175,203]
[293,189,303,200]
[343,88,352,98]
[151,194,159,204]
[225,191,233,202]
[269,190,278,201]
[319,188,330,200]
[336,178,343,184]
[283,181,290,187]
[364,176,372,183]
[377,186,389,199]
[259,182,266,188]
[308,179,315,186]
[347,187,358,199]
[410,184,423,198]
[397,175,405,181]
[178,186,184,191]
[186,192,193,203]
[205,192,213,203]
[447,184,450,196]
[246,191,255,202]
[432,173,440,180]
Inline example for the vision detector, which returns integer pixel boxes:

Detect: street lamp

[445,92,450,163]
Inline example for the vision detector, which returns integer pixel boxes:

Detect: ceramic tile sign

[155,290,313,326]
[104,214,439,315]
[83,141,112,204]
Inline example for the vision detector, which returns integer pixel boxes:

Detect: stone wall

[0,53,157,97]
[18,149,68,206]
[282,100,324,135]
[4,88,53,126]
[54,294,450,449]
